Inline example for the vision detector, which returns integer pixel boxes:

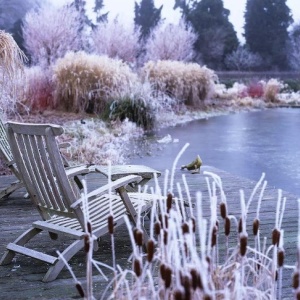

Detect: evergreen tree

[244,0,292,70]
[174,0,238,69]
[134,0,162,41]
[93,0,108,23]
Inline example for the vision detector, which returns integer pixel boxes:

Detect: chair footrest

[6,243,57,265]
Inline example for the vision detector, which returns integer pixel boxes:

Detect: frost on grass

[59,118,143,165]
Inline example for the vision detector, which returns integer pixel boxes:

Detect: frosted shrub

[52,51,138,113]
[59,118,143,165]
[21,66,54,111]
[144,21,197,62]
[22,4,82,66]
[225,46,263,71]
[91,18,140,64]
[263,79,284,102]
[141,60,216,106]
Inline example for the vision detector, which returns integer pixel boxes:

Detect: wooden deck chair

[0,117,24,199]
[0,122,155,282]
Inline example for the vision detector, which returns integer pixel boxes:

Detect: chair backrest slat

[0,118,14,163]
[7,122,84,225]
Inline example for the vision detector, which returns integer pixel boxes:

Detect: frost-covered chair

[0,122,156,282]
[0,117,24,199]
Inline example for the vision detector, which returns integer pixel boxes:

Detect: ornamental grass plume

[52,51,138,114]
[141,60,217,107]
[0,30,27,116]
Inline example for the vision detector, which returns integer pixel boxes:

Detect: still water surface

[130,108,300,197]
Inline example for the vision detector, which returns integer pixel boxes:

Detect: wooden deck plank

[0,167,298,299]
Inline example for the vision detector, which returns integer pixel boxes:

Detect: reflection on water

[130,108,300,197]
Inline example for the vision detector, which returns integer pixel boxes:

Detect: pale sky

[53,0,300,43]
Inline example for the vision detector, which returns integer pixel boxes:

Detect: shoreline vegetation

[2,30,300,299]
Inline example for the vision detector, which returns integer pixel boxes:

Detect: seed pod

[182,222,189,234]
[159,214,169,229]
[174,289,184,300]
[165,266,172,288]
[87,221,92,234]
[225,217,231,236]
[133,258,142,277]
[293,272,299,289]
[211,226,217,247]
[154,221,161,236]
[108,215,114,234]
[240,234,248,256]
[275,270,278,281]
[278,249,285,267]
[76,282,85,297]
[238,218,243,233]
[220,202,227,219]
[160,263,166,280]
[296,289,300,300]
[190,269,198,290]
[272,228,280,246]
[191,217,196,233]
[134,229,143,247]
[84,234,90,253]
[167,193,173,212]
[147,239,155,263]
[163,230,168,245]
[252,219,260,236]
[181,274,191,300]
[256,259,261,272]
[203,294,212,300]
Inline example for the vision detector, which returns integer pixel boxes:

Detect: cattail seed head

[182,222,189,234]
[159,214,169,229]
[272,228,280,246]
[147,239,155,263]
[191,217,196,233]
[297,289,300,300]
[84,234,90,253]
[76,282,85,297]
[160,263,166,280]
[181,274,191,299]
[238,218,243,233]
[225,217,231,236]
[133,258,142,277]
[253,219,260,236]
[240,234,248,256]
[167,193,173,212]
[220,202,227,219]
[174,289,184,300]
[154,221,161,236]
[108,215,114,234]
[87,221,92,234]
[278,249,285,267]
[293,272,300,289]
[203,294,212,300]
[211,226,217,247]
[134,229,143,247]
[163,230,168,245]
[190,268,203,290]
[165,266,172,288]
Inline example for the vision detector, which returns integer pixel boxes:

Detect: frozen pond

[130,108,300,197]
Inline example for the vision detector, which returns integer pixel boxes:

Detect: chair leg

[43,239,84,282]
[0,181,24,199]
[117,187,150,247]
[0,227,41,265]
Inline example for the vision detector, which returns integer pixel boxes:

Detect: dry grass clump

[0,30,27,116]
[52,51,138,114]
[141,60,217,107]
[262,79,284,102]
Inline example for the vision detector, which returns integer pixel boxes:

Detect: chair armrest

[71,174,142,209]
[66,165,90,177]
